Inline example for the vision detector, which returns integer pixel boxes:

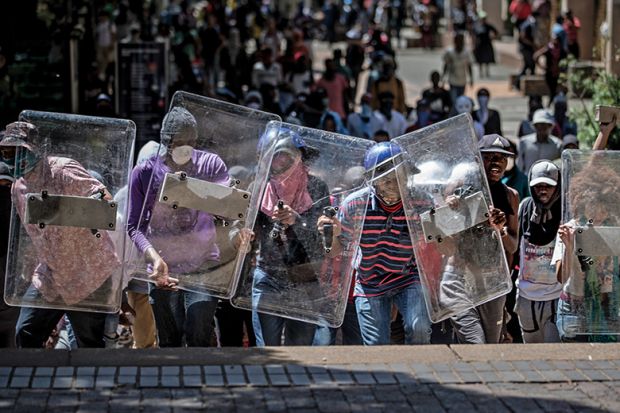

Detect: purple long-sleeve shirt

[127,150,229,271]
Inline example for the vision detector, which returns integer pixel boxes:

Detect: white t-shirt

[443,48,472,87]
[373,110,407,139]
[517,236,562,301]
[251,62,283,88]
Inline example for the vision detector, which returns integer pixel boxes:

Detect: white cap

[530,161,559,187]
[532,109,555,125]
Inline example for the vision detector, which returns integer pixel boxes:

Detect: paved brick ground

[1,345,619,412]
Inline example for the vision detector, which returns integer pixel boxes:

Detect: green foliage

[562,56,620,149]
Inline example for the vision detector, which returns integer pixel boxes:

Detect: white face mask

[171,145,193,165]
[247,102,261,110]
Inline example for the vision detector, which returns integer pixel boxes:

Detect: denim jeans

[449,84,466,108]
[16,284,106,348]
[312,301,362,346]
[251,267,316,346]
[354,282,432,345]
[149,286,217,347]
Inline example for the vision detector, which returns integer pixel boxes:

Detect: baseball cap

[478,134,514,156]
[532,109,555,125]
[0,121,37,152]
[529,161,559,186]
[562,134,579,149]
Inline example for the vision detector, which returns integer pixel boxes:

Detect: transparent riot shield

[231,123,373,328]
[127,92,280,298]
[559,150,620,336]
[4,111,136,313]
[392,114,512,322]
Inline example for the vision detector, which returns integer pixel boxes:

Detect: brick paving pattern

[1,358,620,412]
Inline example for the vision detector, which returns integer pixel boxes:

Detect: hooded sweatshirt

[516,160,563,301]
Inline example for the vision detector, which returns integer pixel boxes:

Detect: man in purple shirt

[128,107,230,347]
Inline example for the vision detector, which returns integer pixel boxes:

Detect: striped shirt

[339,188,429,297]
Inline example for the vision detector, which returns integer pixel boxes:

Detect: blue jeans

[355,282,431,345]
[16,285,106,348]
[449,84,466,109]
[149,287,217,347]
[313,301,362,345]
[251,267,316,346]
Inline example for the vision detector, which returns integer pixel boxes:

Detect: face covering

[247,102,261,110]
[171,145,193,165]
[14,150,40,178]
[478,96,489,109]
[380,101,393,117]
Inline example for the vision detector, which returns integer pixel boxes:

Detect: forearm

[592,131,610,150]
[501,230,518,255]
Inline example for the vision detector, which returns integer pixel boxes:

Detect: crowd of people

[0,0,617,350]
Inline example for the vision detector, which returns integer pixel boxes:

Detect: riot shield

[392,114,512,322]
[231,123,373,328]
[127,92,280,299]
[4,111,136,313]
[559,150,620,336]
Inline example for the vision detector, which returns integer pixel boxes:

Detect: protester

[315,58,350,120]
[443,33,474,104]
[319,142,432,345]
[249,130,328,346]
[1,121,117,348]
[501,139,530,202]
[553,117,617,342]
[515,161,562,343]
[370,57,407,115]
[473,88,502,136]
[518,96,544,137]
[347,93,382,139]
[534,32,568,104]
[450,134,520,344]
[455,96,484,139]
[510,0,532,29]
[517,15,537,86]
[421,71,452,122]
[563,10,581,59]
[251,47,283,90]
[473,11,498,78]
[128,107,228,347]
[373,91,407,139]
[406,99,433,133]
[517,109,562,173]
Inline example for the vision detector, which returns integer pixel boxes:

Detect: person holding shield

[249,129,330,346]
[319,142,433,345]
[127,107,229,347]
[1,121,117,348]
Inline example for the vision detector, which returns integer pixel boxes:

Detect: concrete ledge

[1,344,619,367]
[451,343,620,362]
